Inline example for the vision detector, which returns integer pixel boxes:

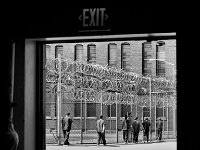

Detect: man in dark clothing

[62,113,73,145]
[156,118,163,141]
[127,113,132,142]
[132,117,140,143]
[142,118,151,143]
[96,115,106,146]
[122,115,129,144]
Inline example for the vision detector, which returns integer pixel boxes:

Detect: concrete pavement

[46,139,176,150]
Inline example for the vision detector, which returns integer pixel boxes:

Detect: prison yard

[45,40,176,145]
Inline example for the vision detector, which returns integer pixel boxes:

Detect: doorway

[42,33,176,146]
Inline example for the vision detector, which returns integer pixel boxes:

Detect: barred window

[143,107,150,119]
[121,104,131,117]
[87,103,96,117]
[87,44,96,64]
[107,104,116,117]
[156,107,166,118]
[74,103,81,117]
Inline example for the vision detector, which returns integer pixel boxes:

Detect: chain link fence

[45,58,176,144]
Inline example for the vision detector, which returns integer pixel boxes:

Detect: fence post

[56,55,62,145]
[167,97,169,139]
[173,106,176,137]
[116,93,118,143]
[80,97,83,143]
[163,99,165,139]
[136,97,137,117]
[155,93,157,140]
[110,100,112,133]
[85,94,87,134]
[149,77,152,142]
[80,63,83,144]
[101,83,103,115]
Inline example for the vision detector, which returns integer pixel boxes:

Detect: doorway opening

[43,33,176,146]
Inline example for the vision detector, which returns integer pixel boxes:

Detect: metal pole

[101,81,103,115]
[80,96,83,143]
[136,97,138,117]
[175,107,177,137]
[131,98,133,117]
[116,93,118,143]
[110,102,112,133]
[173,106,175,136]
[172,65,176,137]
[80,64,83,144]
[155,94,157,140]
[130,95,132,142]
[149,77,152,142]
[142,106,143,122]
[167,97,169,139]
[56,55,62,145]
[163,98,165,139]
[172,65,175,84]
[85,94,87,134]
[127,108,129,143]
[131,95,134,142]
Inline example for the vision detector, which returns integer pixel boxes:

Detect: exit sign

[78,8,110,32]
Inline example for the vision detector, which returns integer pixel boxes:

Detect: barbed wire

[45,58,176,108]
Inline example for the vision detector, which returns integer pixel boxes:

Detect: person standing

[156,118,163,141]
[142,118,151,143]
[127,113,132,142]
[62,113,73,145]
[96,115,106,146]
[122,115,128,144]
[132,117,140,143]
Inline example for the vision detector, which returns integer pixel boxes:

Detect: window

[143,107,150,118]
[157,61,165,76]
[142,41,153,76]
[108,43,117,68]
[121,104,131,117]
[87,103,96,117]
[107,104,116,117]
[74,102,81,117]
[87,44,96,64]
[74,44,83,61]
[156,41,166,77]
[156,107,166,118]
[121,42,131,71]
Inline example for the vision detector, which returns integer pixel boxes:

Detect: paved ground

[46,139,176,150]
[46,130,176,144]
